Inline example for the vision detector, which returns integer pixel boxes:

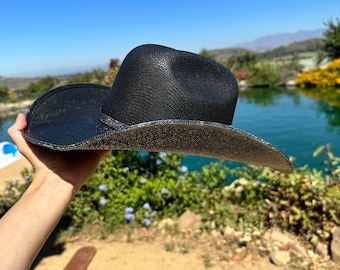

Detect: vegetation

[296,58,340,88]
[22,76,59,99]
[0,86,15,103]
[1,145,339,245]
[322,18,340,60]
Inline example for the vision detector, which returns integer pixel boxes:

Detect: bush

[1,145,339,244]
[22,76,59,99]
[296,58,340,88]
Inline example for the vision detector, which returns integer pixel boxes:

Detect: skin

[0,113,108,270]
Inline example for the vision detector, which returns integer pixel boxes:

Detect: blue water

[1,88,339,171]
[183,88,340,171]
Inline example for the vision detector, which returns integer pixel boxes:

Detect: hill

[236,29,325,52]
[208,38,323,67]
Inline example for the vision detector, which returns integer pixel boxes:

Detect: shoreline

[0,100,33,115]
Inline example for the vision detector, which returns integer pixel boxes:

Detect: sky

[0,0,339,78]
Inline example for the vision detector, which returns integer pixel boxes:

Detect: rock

[330,227,340,262]
[232,248,248,261]
[262,227,293,250]
[315,242,329,258]
[157,218,175,229]
[223,226,236,236]
[269,250,291,266]
[287,242,308,257]
[177,211,202,233]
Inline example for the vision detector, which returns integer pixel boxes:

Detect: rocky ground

[32,211,340,270]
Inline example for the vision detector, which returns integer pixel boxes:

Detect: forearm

[0,174,75,270]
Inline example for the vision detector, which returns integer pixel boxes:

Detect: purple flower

[143,202,150,210]
[24,175,31,182]
[125,207,134,214]
[98,184,107,191]
[99,197,107,206]
[140,178,147,184]
[161,187,169,195]
[125,213,135,222]
[143,218,151,227]
[156,159,162,165]
[67,226,74,232]
[124,167,129,172]
[180,165,188,173]
[13,179,19,185]
[150,210,157,217]
[159,152,167,158]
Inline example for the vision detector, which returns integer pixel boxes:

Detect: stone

[330,227,340,262]
[315,242,329,258]
[269,250,291,266]
[177,211,202,233]
[262,227,293,250]
[157,218,175,229]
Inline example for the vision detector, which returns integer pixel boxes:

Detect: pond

[1,87,339,171]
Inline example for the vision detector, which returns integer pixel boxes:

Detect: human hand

[8,113,109,190]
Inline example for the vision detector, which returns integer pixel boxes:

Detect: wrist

[27,173,76,201]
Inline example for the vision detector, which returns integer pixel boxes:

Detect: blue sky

[0,0,339,77]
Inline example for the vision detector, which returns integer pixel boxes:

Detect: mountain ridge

[235,29,325,52]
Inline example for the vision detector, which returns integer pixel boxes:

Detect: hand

[8,113,109,190]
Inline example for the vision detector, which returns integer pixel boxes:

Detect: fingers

[8,113,27,145]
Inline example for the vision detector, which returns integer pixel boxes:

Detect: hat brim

[23,84,293,173]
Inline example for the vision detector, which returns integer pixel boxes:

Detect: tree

[323,18,340,60]
[227,51,258,70]
[23,76,58,99]
[199,49,215,60]
[0,86,11,102]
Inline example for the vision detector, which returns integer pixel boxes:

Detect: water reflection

[297,87,340,134]
[238,87,301,107]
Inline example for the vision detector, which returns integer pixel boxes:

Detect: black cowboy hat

[23,44,293,173]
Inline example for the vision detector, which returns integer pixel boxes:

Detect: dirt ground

[32,232,281,270]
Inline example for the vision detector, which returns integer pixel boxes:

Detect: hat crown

[101,44,238,126]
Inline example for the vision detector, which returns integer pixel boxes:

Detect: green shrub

[1,145,339,244]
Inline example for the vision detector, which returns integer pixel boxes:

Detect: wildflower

[140,177,147,184]
[156,159,162,165]
[5,184,11,191]
[143,218,151,227]
[159,152,167,158]
[67,226,74,232]
[13,179,19,185]
[124,167,129,172]
[125,207,134,214]
[98,184,107,191]
[143,202,150,210]
[161,187,169,195]
[180,165,188,173]
[125,213,135,222]
[24,175,31,182]
[99,197,107,206]
[150,210,157,217]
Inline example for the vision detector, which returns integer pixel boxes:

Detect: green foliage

[22,76,58,99]
[0,86,13,103]
[66,68,107,84]
[1,145,339,245]
[246,61,281,86]
[199,49,216,60]
[227,51,258,71]
[323,17,340,60]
